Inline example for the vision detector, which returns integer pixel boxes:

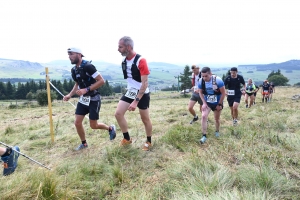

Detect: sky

[0,0,300,67]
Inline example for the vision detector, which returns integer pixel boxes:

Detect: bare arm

[136,75,148,99]
[218,86,226,105]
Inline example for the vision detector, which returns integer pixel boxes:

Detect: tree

[98,80,113,96]
[267,69,282,78]
[179,65,192,91]
[6,81,14,99]
[267,75,289,86]
[26,92,34,101]
[35,89,57,106]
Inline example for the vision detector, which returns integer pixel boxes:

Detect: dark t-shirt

[224,75,245,98]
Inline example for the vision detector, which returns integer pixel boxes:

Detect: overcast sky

[0,0,299,66]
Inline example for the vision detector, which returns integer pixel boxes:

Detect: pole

[45,67,55,143]
[49,81,88,119]
[0,141,51,170]
[174,76,180,92]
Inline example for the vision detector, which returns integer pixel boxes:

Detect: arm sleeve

[85,64,98,76]
[138,58,150,76]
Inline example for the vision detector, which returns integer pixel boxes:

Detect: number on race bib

[227,90,235,95]
[207,95,217,103]
[79,95,90,106]
[125,88,138,99]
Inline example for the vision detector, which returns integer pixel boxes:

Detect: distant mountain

[1,58,300,86]
[238,59,300,71]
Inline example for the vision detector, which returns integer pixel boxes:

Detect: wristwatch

[218,103,222,106]
[86,87,90,92]
[135,97,140,102]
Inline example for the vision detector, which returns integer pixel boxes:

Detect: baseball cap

[230,67,238,71]
[67,47,84,57]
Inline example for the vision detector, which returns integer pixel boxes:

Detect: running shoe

[109,125,116,140]
[199,136,207,144]
[75,143,88,151]
[120,138,132,146]
[1,146,20,176]
[190,116,199,124]
[142,142,152,151]
[215,131,220,137]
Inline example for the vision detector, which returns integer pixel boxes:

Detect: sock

[194,115,198,118]
[147,136,151,143]
[108,126,112,131]
[202,134,207,137]
[123,132,130,141]
[1,148,12,157]
[82,140,87,145]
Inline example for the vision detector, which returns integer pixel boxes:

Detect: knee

[188,106,193,112]
[74,120,82,127]
[90,123,97,129]
[114,111,122,119]
[141,116,151,125]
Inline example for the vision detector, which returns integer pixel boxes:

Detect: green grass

[0,87,300,199]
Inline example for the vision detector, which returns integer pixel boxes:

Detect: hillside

[0,87,299,199]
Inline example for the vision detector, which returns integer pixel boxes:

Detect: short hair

[201,67,211,73]
[120,36,134,48]
[230,67,238,71]
[191,65,199,70]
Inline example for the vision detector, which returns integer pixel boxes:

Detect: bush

[35,89,57,106]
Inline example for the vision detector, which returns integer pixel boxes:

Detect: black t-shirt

[224,75,245,97]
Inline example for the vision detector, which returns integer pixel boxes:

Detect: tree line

[0,79,124,101]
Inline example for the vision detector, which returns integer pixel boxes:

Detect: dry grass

[0,87,300,199]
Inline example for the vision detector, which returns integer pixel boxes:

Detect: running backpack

[122,54,142,82]
[201,75,221,95]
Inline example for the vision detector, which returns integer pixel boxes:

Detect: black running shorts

[120,93,150,110]
[227,95,241,107]
[75,100,101,120]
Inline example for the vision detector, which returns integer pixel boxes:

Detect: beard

[70,56,80,65]
[120,49,129,57]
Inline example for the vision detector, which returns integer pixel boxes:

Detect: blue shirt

[198,76,224,105]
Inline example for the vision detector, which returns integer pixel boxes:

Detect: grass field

[0,87,300,199]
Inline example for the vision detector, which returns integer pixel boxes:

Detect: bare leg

[74,115,86,141]
[139,108,152,137]
[114,100,130,133]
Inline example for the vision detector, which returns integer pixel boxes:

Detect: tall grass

[0,87,299,199]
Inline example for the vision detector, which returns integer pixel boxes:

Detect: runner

[261,80,271,103]
[115,36,153,151]
[224,67,245,126]
[269,82,275,102]
[0,146,20,176]
[188,65,203,124]
[63,47,116,150]
[244,79,258,108]
[198,67,226,144]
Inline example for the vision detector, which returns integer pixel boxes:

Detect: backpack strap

[133,54,141,66]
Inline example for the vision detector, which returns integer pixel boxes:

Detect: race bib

[264,90,268,93]
[207,95,217,103]
[79,95,90,106]
[125,88,138,99]
[228,90,235,95]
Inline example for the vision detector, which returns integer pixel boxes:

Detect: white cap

[67,47,84,57]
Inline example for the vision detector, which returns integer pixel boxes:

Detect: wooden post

[45,67,55,143]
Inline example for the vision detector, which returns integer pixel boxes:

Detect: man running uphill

[115,36,153,151]
[224,67,245,126]
[188,65,203,124]
[63,48,116,150]
[198,67,226,144]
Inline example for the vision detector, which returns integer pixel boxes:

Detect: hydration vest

[246,84,256,93]
[71,60,99,97]
[122,54,142,82]
[225,74,244,89]
[201,75,221,95]
[192,72,201,86]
